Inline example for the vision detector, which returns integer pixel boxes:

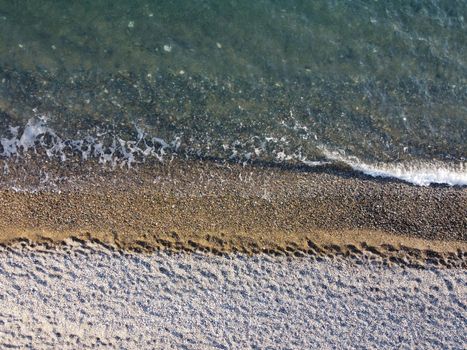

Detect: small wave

[321,149,467,187]
[0,117,323,167]
[0,117,179,167]
[2,118,466,187]
[300,160,331,167]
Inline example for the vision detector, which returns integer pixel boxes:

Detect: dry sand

[0,242,465,349]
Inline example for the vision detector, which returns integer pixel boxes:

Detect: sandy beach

[0,159,465,268]
[0,139,465,350]
[1,1,466,348]
[1,242,465,349]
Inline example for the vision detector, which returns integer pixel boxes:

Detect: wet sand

[0,159,465,266]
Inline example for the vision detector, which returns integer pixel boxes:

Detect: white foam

[301,160,331,167]
[321,148,467,186]
[18,117,54,150]
[0,126,20,157]
[1,118,466,187]
[0,117,175,167]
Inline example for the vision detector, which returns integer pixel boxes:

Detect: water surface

[0,0,466,185]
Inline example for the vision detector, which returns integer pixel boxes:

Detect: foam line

[321,149,467,186]
[1,118,466,186]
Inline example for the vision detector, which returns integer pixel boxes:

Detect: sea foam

[1,118,466,187]
[1,118,177,167]
[321,149,467,187]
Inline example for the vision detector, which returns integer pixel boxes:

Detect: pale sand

[0,242,465,349]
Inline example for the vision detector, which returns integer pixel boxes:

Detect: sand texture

[0,242,466,349]
[0,160,466,349]
[0,160,466,265]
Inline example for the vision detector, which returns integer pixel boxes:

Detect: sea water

[0,0,465,185]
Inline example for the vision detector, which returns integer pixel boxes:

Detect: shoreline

[2,228,466,269]
[0,160,467,267]
[0,159,465,266]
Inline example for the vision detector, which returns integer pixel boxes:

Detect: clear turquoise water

[0,1,465,183]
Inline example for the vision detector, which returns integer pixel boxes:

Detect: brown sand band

[0,159,465,266]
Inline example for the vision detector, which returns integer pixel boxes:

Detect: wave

[1,118,466,187]
[320,149,467,187]
[0,117,179,167]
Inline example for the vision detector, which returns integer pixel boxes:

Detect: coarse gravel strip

[1,160,466,256]
[0,243,465,349]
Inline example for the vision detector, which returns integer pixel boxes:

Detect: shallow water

[0,1,466,185]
